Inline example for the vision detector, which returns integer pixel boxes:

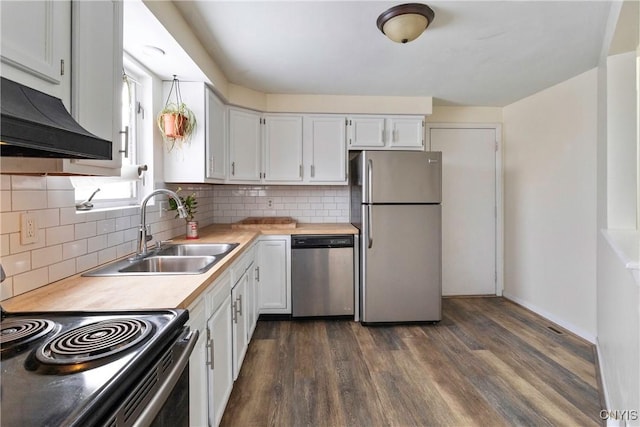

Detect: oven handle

[133,328,199,427]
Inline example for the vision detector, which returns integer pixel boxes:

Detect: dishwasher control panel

[291,235,354,249]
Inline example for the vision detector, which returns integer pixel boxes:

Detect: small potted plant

[157,76,197,152]
[168,187,199,239]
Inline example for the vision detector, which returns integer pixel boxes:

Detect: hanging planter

[157,75,197,152]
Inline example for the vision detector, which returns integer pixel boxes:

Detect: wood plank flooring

[220,297,602,427]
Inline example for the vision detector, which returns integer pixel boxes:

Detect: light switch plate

[20,212,39,245]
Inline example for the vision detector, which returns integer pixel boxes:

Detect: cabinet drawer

[206,270,231,317]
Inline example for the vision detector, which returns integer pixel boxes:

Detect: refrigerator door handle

[367,158,373,203]
[367,205,373,248]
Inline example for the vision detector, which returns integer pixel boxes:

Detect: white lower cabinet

[231,272,248,380]
[185,241,263,425]
[187,297,208,427]
[206,278,233,427]
[256,236,291,314]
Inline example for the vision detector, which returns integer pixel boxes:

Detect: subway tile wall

[0,176,215,301]
[212,185,350,224]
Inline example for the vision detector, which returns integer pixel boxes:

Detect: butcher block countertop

[1,223,357,313]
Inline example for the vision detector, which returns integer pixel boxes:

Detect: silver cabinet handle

[205,327,214,370]
[237,294,243,316]
[255,266,260,282]
[231,161,235,176]
[299,164,303,178]
[118,126,129,158]
[210,336,215,370]
[311,164,315,178]
[232,301,237,323]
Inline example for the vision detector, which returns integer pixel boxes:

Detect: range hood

[0,77,112,159]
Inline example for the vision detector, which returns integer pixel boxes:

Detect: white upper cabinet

[0,0,71,103]
[348,115,425,150]
[164,82,227,183]
[228,108,262,182]
[65,0,123,175]
[0,0,125,176]
[263,114,303,182]
[206,89,227,181]
[349,116,386,148]
[303,115,347,184]
[387,116,425,149]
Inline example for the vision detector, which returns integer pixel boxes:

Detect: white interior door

[429,126,499,296]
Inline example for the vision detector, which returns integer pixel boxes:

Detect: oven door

[108,327,199,427]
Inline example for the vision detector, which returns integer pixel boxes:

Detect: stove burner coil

[36,318,152,365]
[1,319,56,348]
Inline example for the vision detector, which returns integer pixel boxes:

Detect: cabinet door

[231,277,248,379]
[257,239,290,314]
[228,108,261,182]
[187,298,208,427]
[387,116,425,149]
[263,115,303,182]
[65,0,123,175]
[0,0,70,102]
[305,116,347,183]
[349,116,385,148]
[207,294,233,427]
[245,262,259,340]
[206,88,227,181]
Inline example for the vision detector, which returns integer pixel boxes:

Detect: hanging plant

[157,75,197,152]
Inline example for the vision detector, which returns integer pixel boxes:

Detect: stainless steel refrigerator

[350,150,442,323]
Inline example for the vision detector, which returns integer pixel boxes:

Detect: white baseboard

[596,338,615,424]
[502,292,596,343]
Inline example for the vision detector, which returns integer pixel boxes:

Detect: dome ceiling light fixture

[376,3,435,44]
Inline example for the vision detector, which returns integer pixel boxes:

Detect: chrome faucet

[135,189,187,258]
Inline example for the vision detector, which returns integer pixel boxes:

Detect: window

[73,57,150,209]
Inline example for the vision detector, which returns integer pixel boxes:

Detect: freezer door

[361,204,441,322]
[360,151,441,203]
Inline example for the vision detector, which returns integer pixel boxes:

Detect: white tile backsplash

[212,184,349,224]
[13,267,48,295]
[13,191,48,210]
[11,176,47,190]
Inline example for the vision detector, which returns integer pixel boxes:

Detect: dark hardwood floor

[221,297,602,427]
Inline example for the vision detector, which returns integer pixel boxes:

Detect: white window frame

[72,55,152,210]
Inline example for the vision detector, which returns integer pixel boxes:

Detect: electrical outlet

[267,199,273,208]
[20,212,38,245]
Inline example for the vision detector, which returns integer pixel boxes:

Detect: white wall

[597,232,640,422]
[503,69,599,341]
[426,106,503,123]
[607,51,638,228]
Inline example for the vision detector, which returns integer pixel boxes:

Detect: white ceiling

[126,1,615,107]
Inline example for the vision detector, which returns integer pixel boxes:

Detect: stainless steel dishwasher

[291,235,355,317]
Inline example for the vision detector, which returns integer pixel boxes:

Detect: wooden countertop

[1,223,357,313]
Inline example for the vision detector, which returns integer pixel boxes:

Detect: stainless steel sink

[118,256,217,274]
[157,243,239,257]
[82,242,239,276]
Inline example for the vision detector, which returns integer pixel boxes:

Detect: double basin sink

[83,243,239,276]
